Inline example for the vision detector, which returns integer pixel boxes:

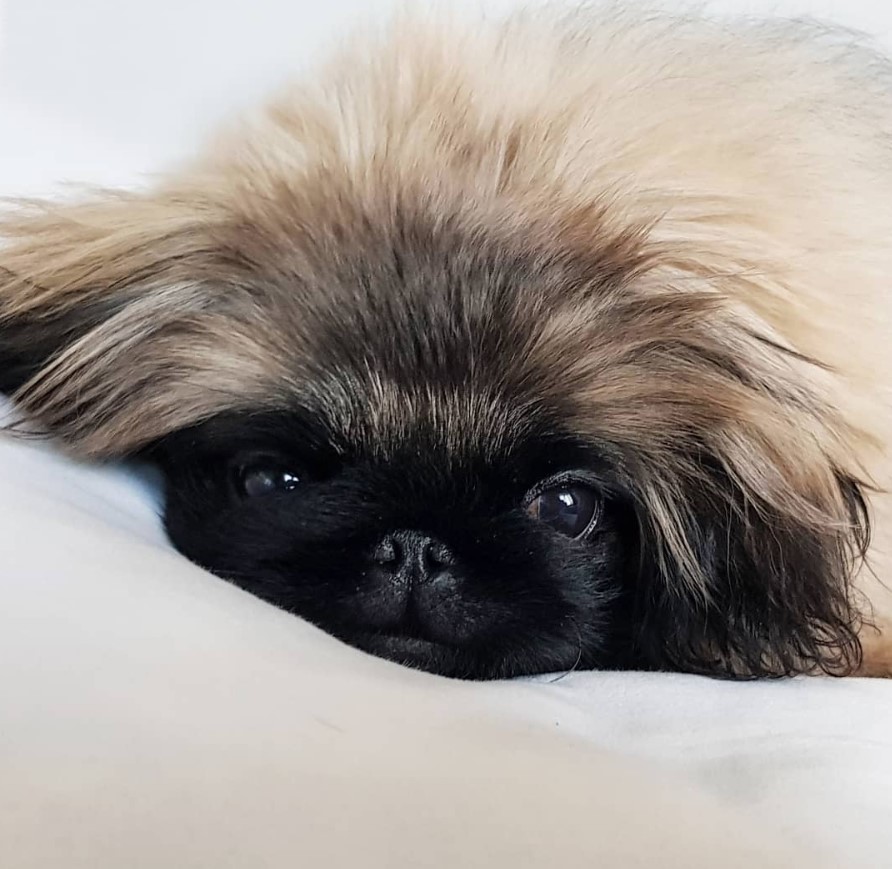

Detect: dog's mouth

[349,630,461,676]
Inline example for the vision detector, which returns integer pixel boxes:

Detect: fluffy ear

[0,192,279,457]
[629,417,870,678]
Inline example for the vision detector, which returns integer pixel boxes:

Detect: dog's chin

[343,629,591,680]
[351,632,462,676]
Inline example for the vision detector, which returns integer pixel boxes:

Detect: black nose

[357,529,477,644]
[373,530,455,577]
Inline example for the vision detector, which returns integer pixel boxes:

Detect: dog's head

[0,9,875,677]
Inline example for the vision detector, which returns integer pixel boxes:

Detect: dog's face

[0,9,876,678]
[158,409,630,678]
[139,214,639,678]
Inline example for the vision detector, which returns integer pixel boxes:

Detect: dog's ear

[629,430,869,678]
[0,190,208,397]
[0,191,279,457]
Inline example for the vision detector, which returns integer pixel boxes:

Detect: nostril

[373,535,400,566]
[425,540,455,569]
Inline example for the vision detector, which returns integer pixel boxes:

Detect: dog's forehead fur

[200,169,657,461]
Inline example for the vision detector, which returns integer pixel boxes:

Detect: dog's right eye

[236,461,302,498]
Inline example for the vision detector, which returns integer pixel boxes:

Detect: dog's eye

[237,462,302,498]
[525,481,601,538]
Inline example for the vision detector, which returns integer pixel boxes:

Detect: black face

[154,409,637,679]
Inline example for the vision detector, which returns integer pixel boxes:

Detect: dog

[1,4,891,678]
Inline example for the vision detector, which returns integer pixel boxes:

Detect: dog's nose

[361,530,471,643]
[373,530,455,578]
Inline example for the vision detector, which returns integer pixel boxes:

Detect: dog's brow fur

[2,3,892,676]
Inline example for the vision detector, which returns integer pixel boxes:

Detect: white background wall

[2,0,892,193]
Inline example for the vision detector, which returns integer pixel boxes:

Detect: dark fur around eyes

[0,7,878,679]
[148,411,630,679]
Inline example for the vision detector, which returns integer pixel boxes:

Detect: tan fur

[2,4,892,673]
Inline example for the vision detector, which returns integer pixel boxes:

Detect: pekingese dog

[2,4,891,679]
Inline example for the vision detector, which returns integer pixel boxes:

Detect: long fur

[2,3,891,676]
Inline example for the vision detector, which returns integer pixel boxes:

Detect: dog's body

[2,6,891,677]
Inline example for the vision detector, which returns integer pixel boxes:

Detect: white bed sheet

[2,1,892,864]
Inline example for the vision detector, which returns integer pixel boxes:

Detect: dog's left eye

[237,461,302,498]
[525,480,602,538]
